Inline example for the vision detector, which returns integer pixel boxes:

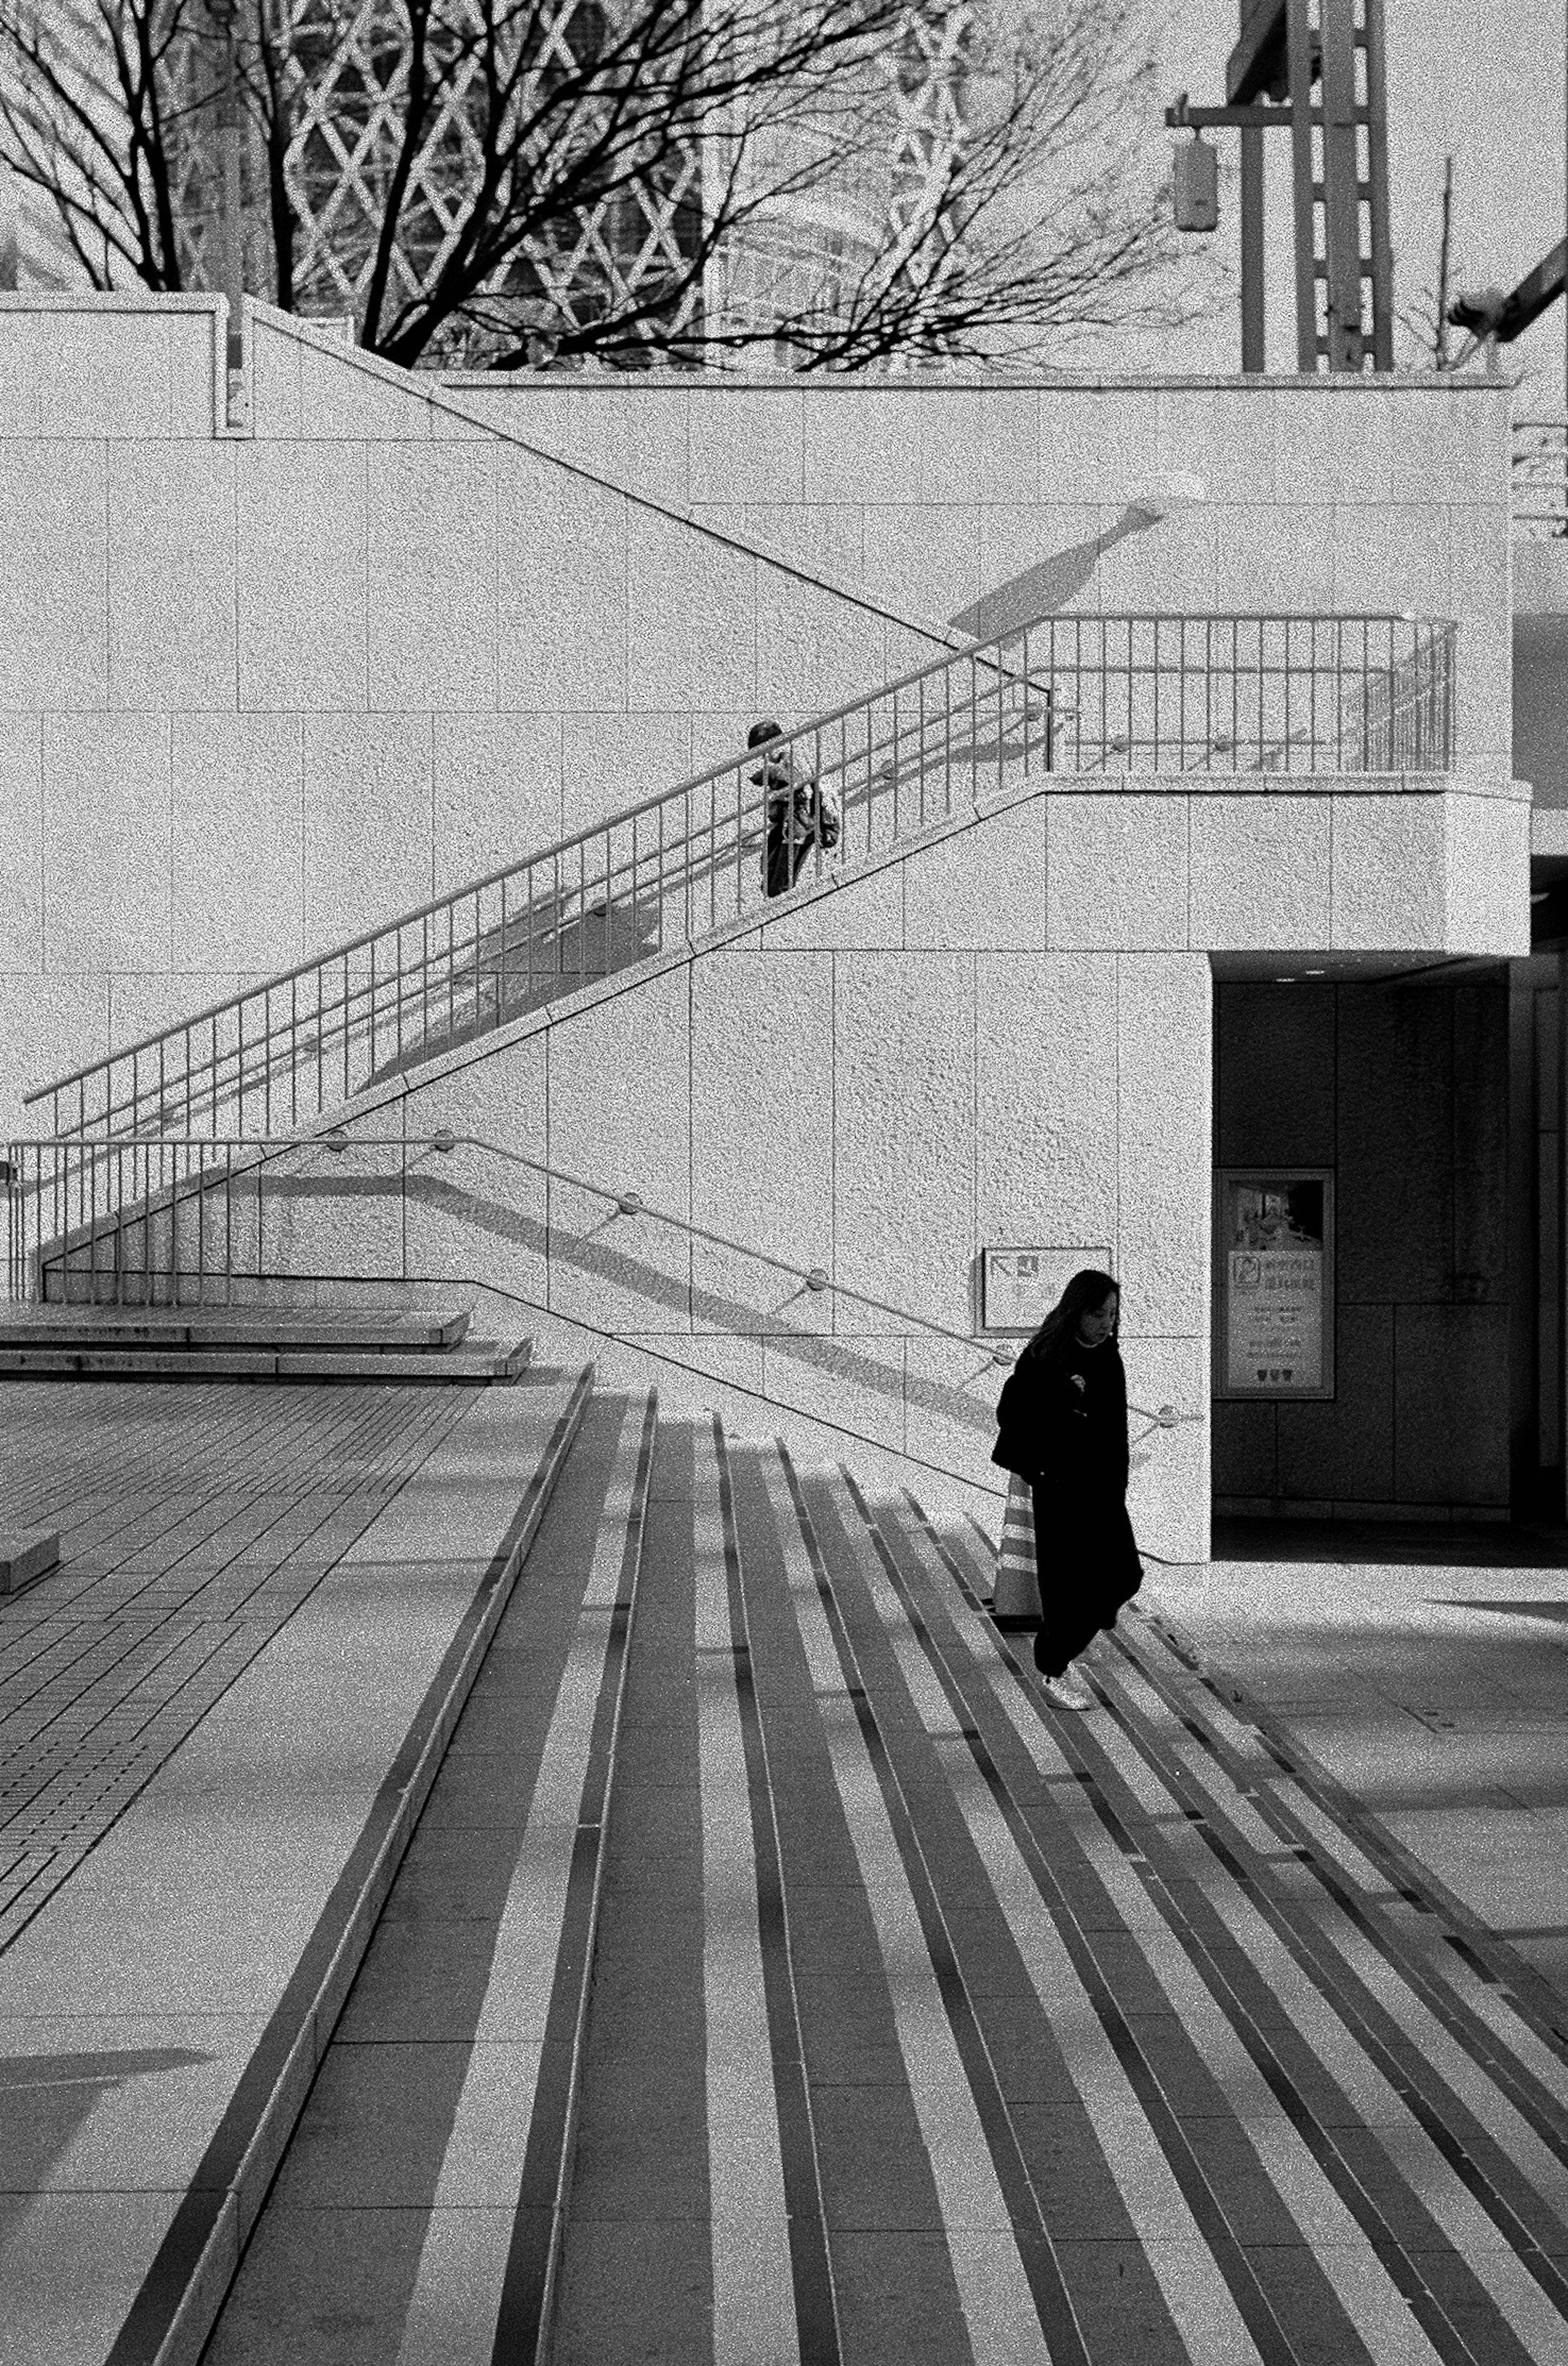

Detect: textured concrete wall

[120,777,1528,1559]
[251,889,1214,1558]
[0,293,1515,1140]
[449,370,1514,783]
[0,299,937,1133]
[1213,976,1512,1516]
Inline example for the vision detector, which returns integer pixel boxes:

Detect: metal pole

[1362,0,1395,370]
[209,1,245,375]
[1240,124,1266,372]
[1318,0,1363,368]
[1286,0,1321,369]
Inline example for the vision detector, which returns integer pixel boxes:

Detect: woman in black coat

[991,1267,1143,1710]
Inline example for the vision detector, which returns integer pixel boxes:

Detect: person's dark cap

[748,719,783,747]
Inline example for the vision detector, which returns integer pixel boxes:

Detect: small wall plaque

[981,1246,1114,1336]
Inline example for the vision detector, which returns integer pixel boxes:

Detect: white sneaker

[1040,1673,1093,1711]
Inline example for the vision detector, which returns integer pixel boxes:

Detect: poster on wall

[981,1246,1114,1336]
[1214,1172,1334,1399]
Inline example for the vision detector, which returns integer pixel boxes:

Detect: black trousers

[1029,1482,1143,1678]
[765,821,812,899]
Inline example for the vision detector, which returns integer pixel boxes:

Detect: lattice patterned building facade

[15,0,972,366]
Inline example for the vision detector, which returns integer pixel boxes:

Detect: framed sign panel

[1214,1171,1334,1400]
[981,1246,1114,1336]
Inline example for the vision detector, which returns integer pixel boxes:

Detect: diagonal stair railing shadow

[3,1128,1197,1499]
[25,614,1456,1148]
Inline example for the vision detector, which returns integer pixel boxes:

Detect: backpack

[815,779,842,850]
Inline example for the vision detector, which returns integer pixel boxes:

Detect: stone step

[0,1337,529,1385]
[193,1383,660,2364]
[0,1308,471,1352]
[0,1527,59,1595]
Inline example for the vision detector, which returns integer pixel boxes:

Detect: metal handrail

[27,611,1457,1146]
[2,1127,1191,1438]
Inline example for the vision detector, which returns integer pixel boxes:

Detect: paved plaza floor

[1,1380,1566,2365]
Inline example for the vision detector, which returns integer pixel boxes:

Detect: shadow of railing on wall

[3,1129,1194,1494]
[25,613,1457,1149]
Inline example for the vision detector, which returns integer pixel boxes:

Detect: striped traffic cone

[990,1472,1042,1626]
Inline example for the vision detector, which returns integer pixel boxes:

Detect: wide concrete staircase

[5,1362,1566,2366]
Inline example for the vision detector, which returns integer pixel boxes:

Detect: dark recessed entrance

[1211,964,1535,1530]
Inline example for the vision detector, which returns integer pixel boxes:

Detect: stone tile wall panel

[759,1329,909,1453]
[917,389,1040,506]
[432,714,566,893]
[559,712,693,840]
[902,802,1047,950]
[1154,388,1278,504]
[0,975,109,1134]
[902,1334,1007,1486]
[758,865,904,951]
[689,949,834,1335]
[545,964,692,1334]
[368,444,498,711]
[107,442,237,711]
[171,715,304,973]
[860,505,980,629]
[236,444,369,711]
[1328,797,1448,951]
[1114,952,1211,1341]
[301,716,435,954]
[0,717,44,975]
[42,716,173,975]
[1189,796,1331,950]
[0,443,108,711]
[973,952,1117,1253]
[625,511,759,714]
[1445,792,1531,956]
[496,456,628,713]
[1123,1334,1208,1561]
[690,388,803,505]
[832,950,975,1336]
[1045,795,1189,951]
[1039,390,1160,507]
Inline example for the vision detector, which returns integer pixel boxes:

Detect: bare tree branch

[0,0,1207,373]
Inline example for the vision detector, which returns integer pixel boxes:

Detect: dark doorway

[1212,970,1521,1525]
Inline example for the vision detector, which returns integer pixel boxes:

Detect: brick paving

[0,1381,470,1952]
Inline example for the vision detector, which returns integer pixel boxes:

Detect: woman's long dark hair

[1021,1267,1120,1368]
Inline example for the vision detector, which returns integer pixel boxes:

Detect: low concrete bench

[0,1529,59,1595]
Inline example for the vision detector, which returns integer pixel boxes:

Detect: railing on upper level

[1514,421,1568,537]
[26,612,1456,1145]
